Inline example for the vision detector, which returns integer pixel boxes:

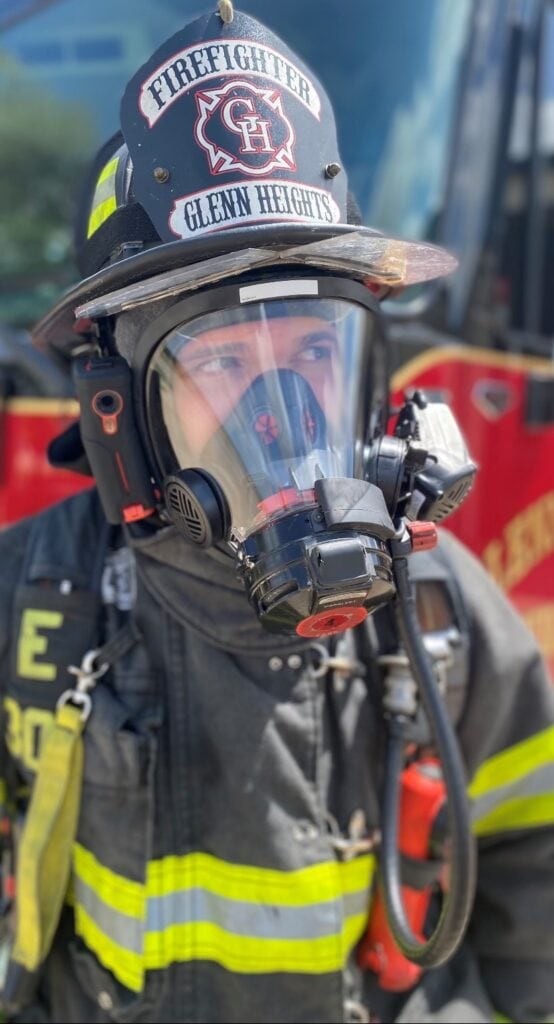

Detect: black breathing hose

[379,543,477,968]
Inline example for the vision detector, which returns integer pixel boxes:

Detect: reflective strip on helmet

[87,156,120,239]
[71,843,374,991]
[469,725,554,836]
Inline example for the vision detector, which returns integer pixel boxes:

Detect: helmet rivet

[153,166,170,184]
[325,162,342,179]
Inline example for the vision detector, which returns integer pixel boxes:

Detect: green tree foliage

[0,53,93,325]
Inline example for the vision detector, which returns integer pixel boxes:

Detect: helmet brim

[33,221,457,364]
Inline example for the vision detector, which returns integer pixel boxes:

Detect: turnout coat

[0,489,552,1023]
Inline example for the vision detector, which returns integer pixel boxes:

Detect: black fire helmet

[33,4,457,364]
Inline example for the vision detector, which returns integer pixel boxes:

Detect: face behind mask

[146,291,383,521]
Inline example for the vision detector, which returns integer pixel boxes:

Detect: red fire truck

[1,0,553,671]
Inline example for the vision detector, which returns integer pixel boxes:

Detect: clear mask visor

[146,296,381,540]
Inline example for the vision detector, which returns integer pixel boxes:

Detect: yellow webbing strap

[11,703,85,971]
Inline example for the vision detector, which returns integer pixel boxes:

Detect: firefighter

[0,4,553,1023]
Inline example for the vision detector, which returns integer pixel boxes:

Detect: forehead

[177,314,336,348]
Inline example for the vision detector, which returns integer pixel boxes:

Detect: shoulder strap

[2,494,139,1017]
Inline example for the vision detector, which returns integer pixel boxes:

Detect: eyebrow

[297,329,338,346]
[177,340,249,366]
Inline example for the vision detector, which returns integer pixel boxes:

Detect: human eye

[294,331,336,364]
[296,343,332,362]
[180,352,245,378]
[193,354,243,376]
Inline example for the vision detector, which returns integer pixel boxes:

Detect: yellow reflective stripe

[468,726,554,799]
[74,903,143,993]
[87,195,117,238]
[337,853,374,896]
[72,845,374,987]
[146,850,373,906]
[473,793,554,838]
[87,155,119,238]
[96,155,119,187]
[469,727,554,836]
[74,845,373,916]
[343,910,369,955]
[144,913,369,975]
[73,842,144,919]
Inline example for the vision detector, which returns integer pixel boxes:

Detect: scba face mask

[73,272,475,638]
[135,275,397,636]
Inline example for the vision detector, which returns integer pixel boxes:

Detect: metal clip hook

[326,810,380,861]
[308,643,366,680]
[67,648,109,693]
[56,688,93,723]
[56,649,109,723]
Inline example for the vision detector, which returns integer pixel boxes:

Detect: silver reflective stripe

[74,876,370,949]
[146,886,369,938]
[343,889,371,919]
[91,174,116,210]
[75,876,143,954]
[471,761,554,823]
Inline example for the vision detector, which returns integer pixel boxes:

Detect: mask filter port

[163,468,230,547]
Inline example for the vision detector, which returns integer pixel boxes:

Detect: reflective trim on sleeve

[143,852,373,974]
[74,874,144,954]
[145,850,372,906]
[71,844,375,991]
[142,916,369,975]
[73,902,144,993]
[469,726,554,836]
[73,842,144,918]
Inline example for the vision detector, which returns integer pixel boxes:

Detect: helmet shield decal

[120,9,346,243]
